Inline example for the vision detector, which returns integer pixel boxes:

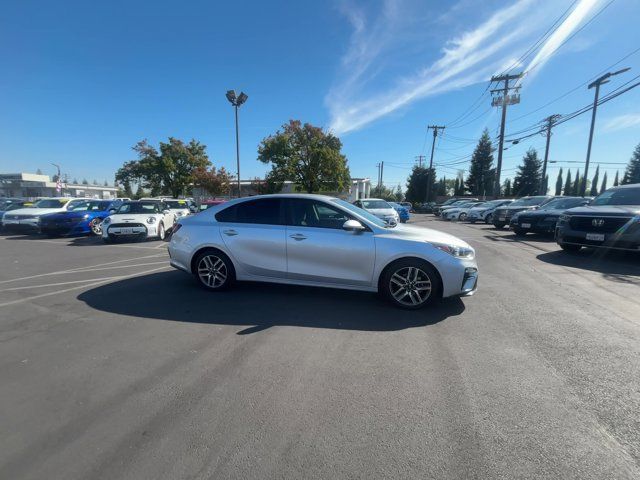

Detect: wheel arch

[190,246,237,278]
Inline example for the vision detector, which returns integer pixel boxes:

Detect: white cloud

[327,0,602,135]
[602,113,640,132]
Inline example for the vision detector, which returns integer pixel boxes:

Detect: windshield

[592,187,640,206]
[479,200,509,208]
[333,199,388,228]
[511,197,549,207]
[361,200,390,209]
[165,200,187,209]
[117,202,159,214]
[539,197,586,210]
[34,199,68,208]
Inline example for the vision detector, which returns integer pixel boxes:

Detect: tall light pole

[226,90,248,197]
[582,67,629,195]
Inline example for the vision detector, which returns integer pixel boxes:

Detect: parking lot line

[1,276,126,292]
[0,266,170,308]
[0,254,167,285]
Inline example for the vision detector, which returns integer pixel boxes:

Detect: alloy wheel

[158,223,165,240]
[389,266,432,307]
[459,212,467,221]
[197,255,228,288]
[90,218,103,235]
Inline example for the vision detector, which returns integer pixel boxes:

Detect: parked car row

[427,183,640,253]
[0,197,201,243]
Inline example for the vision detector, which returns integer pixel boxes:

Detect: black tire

[559,242,581,253]
[493,222,506,229]
[513,227,527,236]
[193,250,235,291]
[158,222,166,241]
[485,213,493,224]
[380,258,441,310]
[459,212,467,221]
[103,236,114,244]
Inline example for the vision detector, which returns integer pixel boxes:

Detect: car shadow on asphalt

[536,249,640,282]
[77,271,466,333]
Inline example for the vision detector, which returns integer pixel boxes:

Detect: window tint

[288,199,352,229]
[217,198,283,225]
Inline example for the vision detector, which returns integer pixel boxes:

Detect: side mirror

[343,219,365,232]
[108,209,116,214]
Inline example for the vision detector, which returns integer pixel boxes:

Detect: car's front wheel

[485,213,493,224]
[158,222,166,241]
[493,222,506,229]
[513,227,527,236]
[381,259,441,309]
[194,250,234,291]
[559,242,581,253]
[459,212,467,221]
[89,218,103,236]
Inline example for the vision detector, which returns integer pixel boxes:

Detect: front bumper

[434,255,479,298]
[556,222,640,251]
[2,220,40,233]
[40,221,91,236]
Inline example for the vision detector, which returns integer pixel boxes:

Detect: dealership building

[0,173,119,200]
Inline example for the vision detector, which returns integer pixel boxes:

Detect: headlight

[431,242,475,259]
[83,214,90,219]
[146,217,156,224]
[103,217,111,225]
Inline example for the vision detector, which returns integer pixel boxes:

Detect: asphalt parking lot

[1,217,639,479]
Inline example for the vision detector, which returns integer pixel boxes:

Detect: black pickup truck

[555,184,640,252]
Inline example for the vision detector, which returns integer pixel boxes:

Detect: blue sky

[1,0,639,191]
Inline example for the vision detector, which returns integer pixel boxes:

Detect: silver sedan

[168,194,478,309]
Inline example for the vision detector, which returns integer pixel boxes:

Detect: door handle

[289,233,307,241]
[223,229,238,236]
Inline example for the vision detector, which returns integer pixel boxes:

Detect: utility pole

[426,125,445,202]
[582,67,630,195]
[541,114,560,195]
[379,161,384,192]
[415,155,426,168]
[376,163,381,189]
[490,73,523,196]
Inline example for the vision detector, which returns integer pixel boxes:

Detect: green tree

[258,120,350,193]
[72,178,78,184]
[370,185,395,201]
[465,129,495,196]
[116,137,211,198]
[36,168,43,175]
[134,184,146,199]
[503,178,512,197]
[563,169,572,195]
[554,168,563,196]
[192,166,231,196]
[513,148,542,196]
[82,178,89,185]
[405,166,435,203]
[622,142,640,184]
[250,171,283,195]
[394,185,403,202]
[121,179,133,197]
[572,169,581,196]
[613,170,619,186]
[600,171,607,194]
[589,165,600,196]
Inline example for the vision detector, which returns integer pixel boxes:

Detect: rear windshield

[592,188,640,206]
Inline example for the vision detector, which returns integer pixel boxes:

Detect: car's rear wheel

[158,222,166,241]
[194,250,234,291]
[90,218,103,235]
[493,222,505,229]
[381,259,441,310]
[459,212,467,221]
[559,242,581,252]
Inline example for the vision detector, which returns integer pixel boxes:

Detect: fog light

[461,267,478,292]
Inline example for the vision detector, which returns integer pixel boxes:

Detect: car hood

[4,207,64,216]
[384,223,471,248]
[563,205,640,216]
[519,208,569,217]
[367,208,397,216]
[42,211,95,220]
[108,213,158,222]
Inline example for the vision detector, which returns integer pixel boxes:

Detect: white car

[163,199,191,222]
[442,202,486,221]
[353,198,399,225]
[169,194,478,309]
[102,200,175,242]
[1,197,88,234]
[466,199,514,224]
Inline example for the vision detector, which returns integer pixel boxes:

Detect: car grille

[5,214,35,220]
[517,215,538,226]
[109,223,146,229]
[569,216,634,233]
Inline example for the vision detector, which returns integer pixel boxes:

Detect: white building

[0,173,119,199]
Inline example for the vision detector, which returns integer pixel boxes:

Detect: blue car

[39,199,122,237]
[389,202,410,223]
